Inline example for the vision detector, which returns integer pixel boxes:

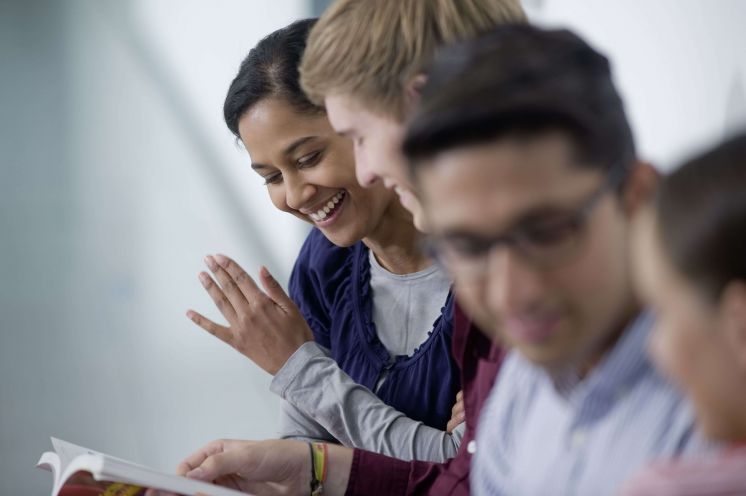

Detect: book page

[42,438,248,496]
[52,438,102,474]
[59,470,145,496]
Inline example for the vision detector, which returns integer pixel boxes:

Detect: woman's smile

[306,189,347,225]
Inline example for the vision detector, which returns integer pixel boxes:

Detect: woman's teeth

[309,191,345,222]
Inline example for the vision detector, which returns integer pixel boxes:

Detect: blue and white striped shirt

[472,312,712,495]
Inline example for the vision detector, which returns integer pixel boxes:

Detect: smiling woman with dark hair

[186,18,464,463]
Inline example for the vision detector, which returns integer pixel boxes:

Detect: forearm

[174,438,353,496]
[344,447,461,496]
[325,444,354,496]
[271,343,461,462]
[278,398,338,443]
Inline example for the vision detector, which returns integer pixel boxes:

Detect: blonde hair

[300,0,527,120]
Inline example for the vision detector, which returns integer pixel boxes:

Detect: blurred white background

[0,1,744,494]
[1,1,312,494]
[526,0,746,169]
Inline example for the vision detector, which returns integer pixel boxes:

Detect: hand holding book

[37,438,246,496]
[163,438,353,496]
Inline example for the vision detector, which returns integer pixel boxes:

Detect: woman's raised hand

[187,254,313,375]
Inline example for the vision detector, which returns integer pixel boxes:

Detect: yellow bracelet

[309,442,327,495]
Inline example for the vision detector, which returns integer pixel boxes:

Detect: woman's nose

[285,175,316,210]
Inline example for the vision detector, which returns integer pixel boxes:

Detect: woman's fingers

[198,270,237,322]
[214,254,265,303]
[186,310,233,344]
[205,256,250,317]
[446,417,460,433]
[453,394,465,417]
[446,411,465,433]
[446,390,466,432]
[259,266,294,312]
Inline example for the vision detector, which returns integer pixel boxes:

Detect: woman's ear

[623,161,660,216]
[720,281,746,371]
[405,73,428,107]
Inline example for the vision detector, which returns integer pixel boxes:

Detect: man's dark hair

[403,24,636,177]
[656,132,746,301]
[224,18,321,139]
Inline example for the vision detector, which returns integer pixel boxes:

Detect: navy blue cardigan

[288,228,460,430]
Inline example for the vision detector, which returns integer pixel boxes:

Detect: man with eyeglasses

[403,25,712,495]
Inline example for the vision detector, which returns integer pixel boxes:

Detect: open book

[37,438,249,496]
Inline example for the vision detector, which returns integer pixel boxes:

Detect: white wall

[0,1,309,494]
[525,0,746,170]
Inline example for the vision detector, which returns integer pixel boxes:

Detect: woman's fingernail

[215,254,228,267]
[204,256,217,271]
[199,272,210,288]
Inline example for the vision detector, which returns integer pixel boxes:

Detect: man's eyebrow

[438,227,494,241]
[283,136,317,156]
[511,205,575,226]
[440,205,577,240]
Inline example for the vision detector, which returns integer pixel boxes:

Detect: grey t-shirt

[368,250,452,359]
[270,255,464,462]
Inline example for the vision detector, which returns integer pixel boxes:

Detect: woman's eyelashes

[297,149,324,168]
[262,150,325,186]
[263,173,282,185]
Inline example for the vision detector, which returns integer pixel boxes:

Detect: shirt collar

[550,311,654,401]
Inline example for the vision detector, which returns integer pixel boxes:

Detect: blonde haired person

[301,0,526,231]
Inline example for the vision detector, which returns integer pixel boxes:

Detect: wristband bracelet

[309,442,327,496]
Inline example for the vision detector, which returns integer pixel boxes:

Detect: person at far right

[621,131,746,495]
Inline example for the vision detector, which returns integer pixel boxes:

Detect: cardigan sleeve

[271,342,462,462]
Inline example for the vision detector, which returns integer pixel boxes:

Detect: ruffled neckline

[351,242,453,370]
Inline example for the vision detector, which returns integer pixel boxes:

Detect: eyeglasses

[424,165,628,282]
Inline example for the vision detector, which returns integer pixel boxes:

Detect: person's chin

[399,197,431,234]
[508,332,573,370]
[318,217,367,247]
[320,227,361,248]
[519,346,570,370]
[395,187,423,215]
